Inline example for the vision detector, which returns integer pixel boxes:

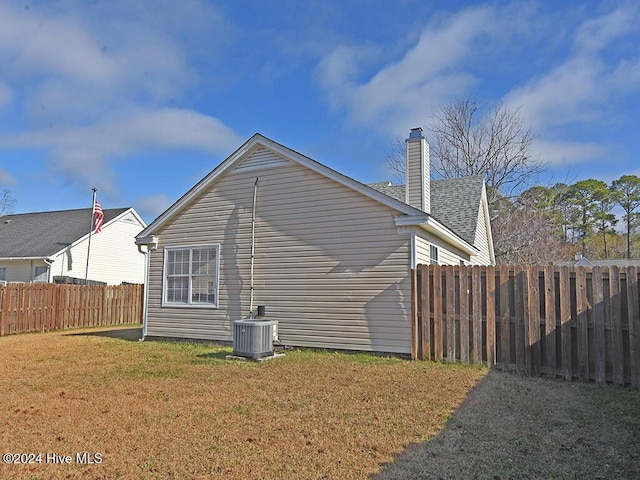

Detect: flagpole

[85,188,97,283]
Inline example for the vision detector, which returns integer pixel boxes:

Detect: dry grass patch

[376,370,640,480]
[0,327,486,479]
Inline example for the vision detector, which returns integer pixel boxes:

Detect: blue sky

[0,0,639,224]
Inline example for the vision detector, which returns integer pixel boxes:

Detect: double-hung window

[430,245,439,265]
[163,245,219,307]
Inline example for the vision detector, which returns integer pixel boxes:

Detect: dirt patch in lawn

[376,370,640,480]
[0,327,486,480]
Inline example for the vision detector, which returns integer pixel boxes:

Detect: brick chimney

[405,127,430,213]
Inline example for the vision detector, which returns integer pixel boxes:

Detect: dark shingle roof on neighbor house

[368,175,485,246]
[0,208,129,259]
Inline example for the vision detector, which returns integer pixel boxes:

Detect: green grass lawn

[0,326,486,479]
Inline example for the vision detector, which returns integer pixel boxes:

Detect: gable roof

[0,207,130,259]
[368,176,485,246]
[137,133,480,255]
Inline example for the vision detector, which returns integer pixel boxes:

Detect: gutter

[395,214,479,256]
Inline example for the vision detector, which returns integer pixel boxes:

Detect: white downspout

[137,243,152,340]
[249,178,259,319]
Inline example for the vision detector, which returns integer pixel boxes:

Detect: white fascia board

[395,214,479,256]
[0,256,48,261]
[481,183,496,265]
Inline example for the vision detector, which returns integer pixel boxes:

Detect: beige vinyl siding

[52,211,146,284]
[414,229,470,266]
[146,147,413,353]
[415,235,431,265]
[469,201,492,265]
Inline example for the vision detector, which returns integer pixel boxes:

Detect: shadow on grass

[374,370,640,480]
[196,351,233,361]
[66,327,142,342]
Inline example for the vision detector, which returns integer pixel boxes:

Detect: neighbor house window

[34,266,49,283]
[0,267,6,282]
[430,245,439,265]
[163,245,219,307]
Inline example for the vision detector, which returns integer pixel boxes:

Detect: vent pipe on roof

[405,127,430,213]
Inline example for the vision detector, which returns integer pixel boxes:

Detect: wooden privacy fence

[412,265,640,386]
[0,283,143,336]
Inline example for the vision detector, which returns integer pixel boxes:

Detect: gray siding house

[136,129,494,354]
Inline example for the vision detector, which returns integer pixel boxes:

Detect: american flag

[93,199,104,233]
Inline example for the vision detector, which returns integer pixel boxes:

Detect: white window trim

[162,244,220,308]
[430,245,439,265]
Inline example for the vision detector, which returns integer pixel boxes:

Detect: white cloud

[535,139,609,167]
[135,194,175,222]
[2,109,241,193]
[0,168,15,186]
[504,5,640,131]
[315,6,497,135]
[0,1,240,196]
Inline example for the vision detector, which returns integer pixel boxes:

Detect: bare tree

[492,191,573,264]
[385,96,544,219]
[429,97,544,217]
[0,189,16,215]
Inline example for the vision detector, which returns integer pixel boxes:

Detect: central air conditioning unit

[232,320,278,360]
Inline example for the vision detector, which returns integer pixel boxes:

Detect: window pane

[0,268,5,281]
[191,275,216,304]
[192,248,216,275]
[168,250,190,275]
[167,277,189,303]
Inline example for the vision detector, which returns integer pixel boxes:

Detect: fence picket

[626,267,639,386]
[485,267,496,366]
[459,266,469,363]
[544,266,557,378]
[576,267,589,381]
[433,266,443,362]
[499,266,511,371]
[610,267,624,385]
[420,265,431,360]
[472,266,482,364]
[527,266,540,376]
[446,267,455,362]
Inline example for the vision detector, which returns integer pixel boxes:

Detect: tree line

[493,176,640,263]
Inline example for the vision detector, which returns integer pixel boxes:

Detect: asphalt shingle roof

[368,176,485,246]
[0,208,129,258]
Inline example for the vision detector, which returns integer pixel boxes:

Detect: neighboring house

[0,207,147,285]
[555,254,640,268]
[135,129,495,354]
